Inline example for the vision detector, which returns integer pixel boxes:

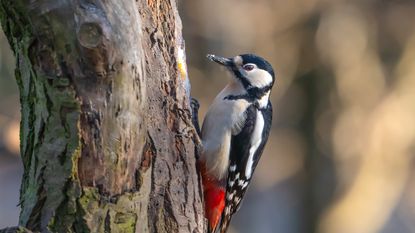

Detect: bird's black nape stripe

[247,85,272,99]
[223,84,272,105]
[224,94,255,102]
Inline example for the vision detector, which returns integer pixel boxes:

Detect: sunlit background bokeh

[1,0,415,232]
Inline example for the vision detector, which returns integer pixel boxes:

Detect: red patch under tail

[198,162,225,232]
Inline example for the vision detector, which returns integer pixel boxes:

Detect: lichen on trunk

[0,0,205,232]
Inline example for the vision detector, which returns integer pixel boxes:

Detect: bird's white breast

[201,81,250,179]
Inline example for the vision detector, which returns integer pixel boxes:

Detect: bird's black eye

[243,64,255,71]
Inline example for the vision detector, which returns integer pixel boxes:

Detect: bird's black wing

[217,102,273,233]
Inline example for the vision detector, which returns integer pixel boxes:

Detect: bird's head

[207,53,275,96]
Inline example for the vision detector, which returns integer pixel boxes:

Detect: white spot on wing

[242,181,248,189]
[225,206,231,215]
[228,180,234,187]
[229,165,236,172]
[245,111,264,178]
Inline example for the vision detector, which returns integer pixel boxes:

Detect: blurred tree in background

[2,0,415,233]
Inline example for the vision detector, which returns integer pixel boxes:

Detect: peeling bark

[0,0,204,232]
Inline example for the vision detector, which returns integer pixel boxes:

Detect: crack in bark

[1,0,205,232]
[26,166,46,231]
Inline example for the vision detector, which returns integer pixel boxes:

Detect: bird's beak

[207,54,233,67]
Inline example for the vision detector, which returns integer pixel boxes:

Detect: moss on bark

[0,0,204,232]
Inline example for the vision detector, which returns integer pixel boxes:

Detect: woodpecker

[199,53,275,233]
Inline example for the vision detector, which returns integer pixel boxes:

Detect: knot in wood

[77,22,103,48]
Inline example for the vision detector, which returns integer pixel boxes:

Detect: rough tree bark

[0,0,205,232]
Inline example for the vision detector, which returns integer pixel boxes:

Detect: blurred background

[0,23,21,227]
[181,0,415,232]
[1,0,415,232]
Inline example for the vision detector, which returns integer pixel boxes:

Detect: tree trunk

[0,1,204,232]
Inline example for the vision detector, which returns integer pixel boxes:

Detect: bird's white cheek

[247,70,273,88]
